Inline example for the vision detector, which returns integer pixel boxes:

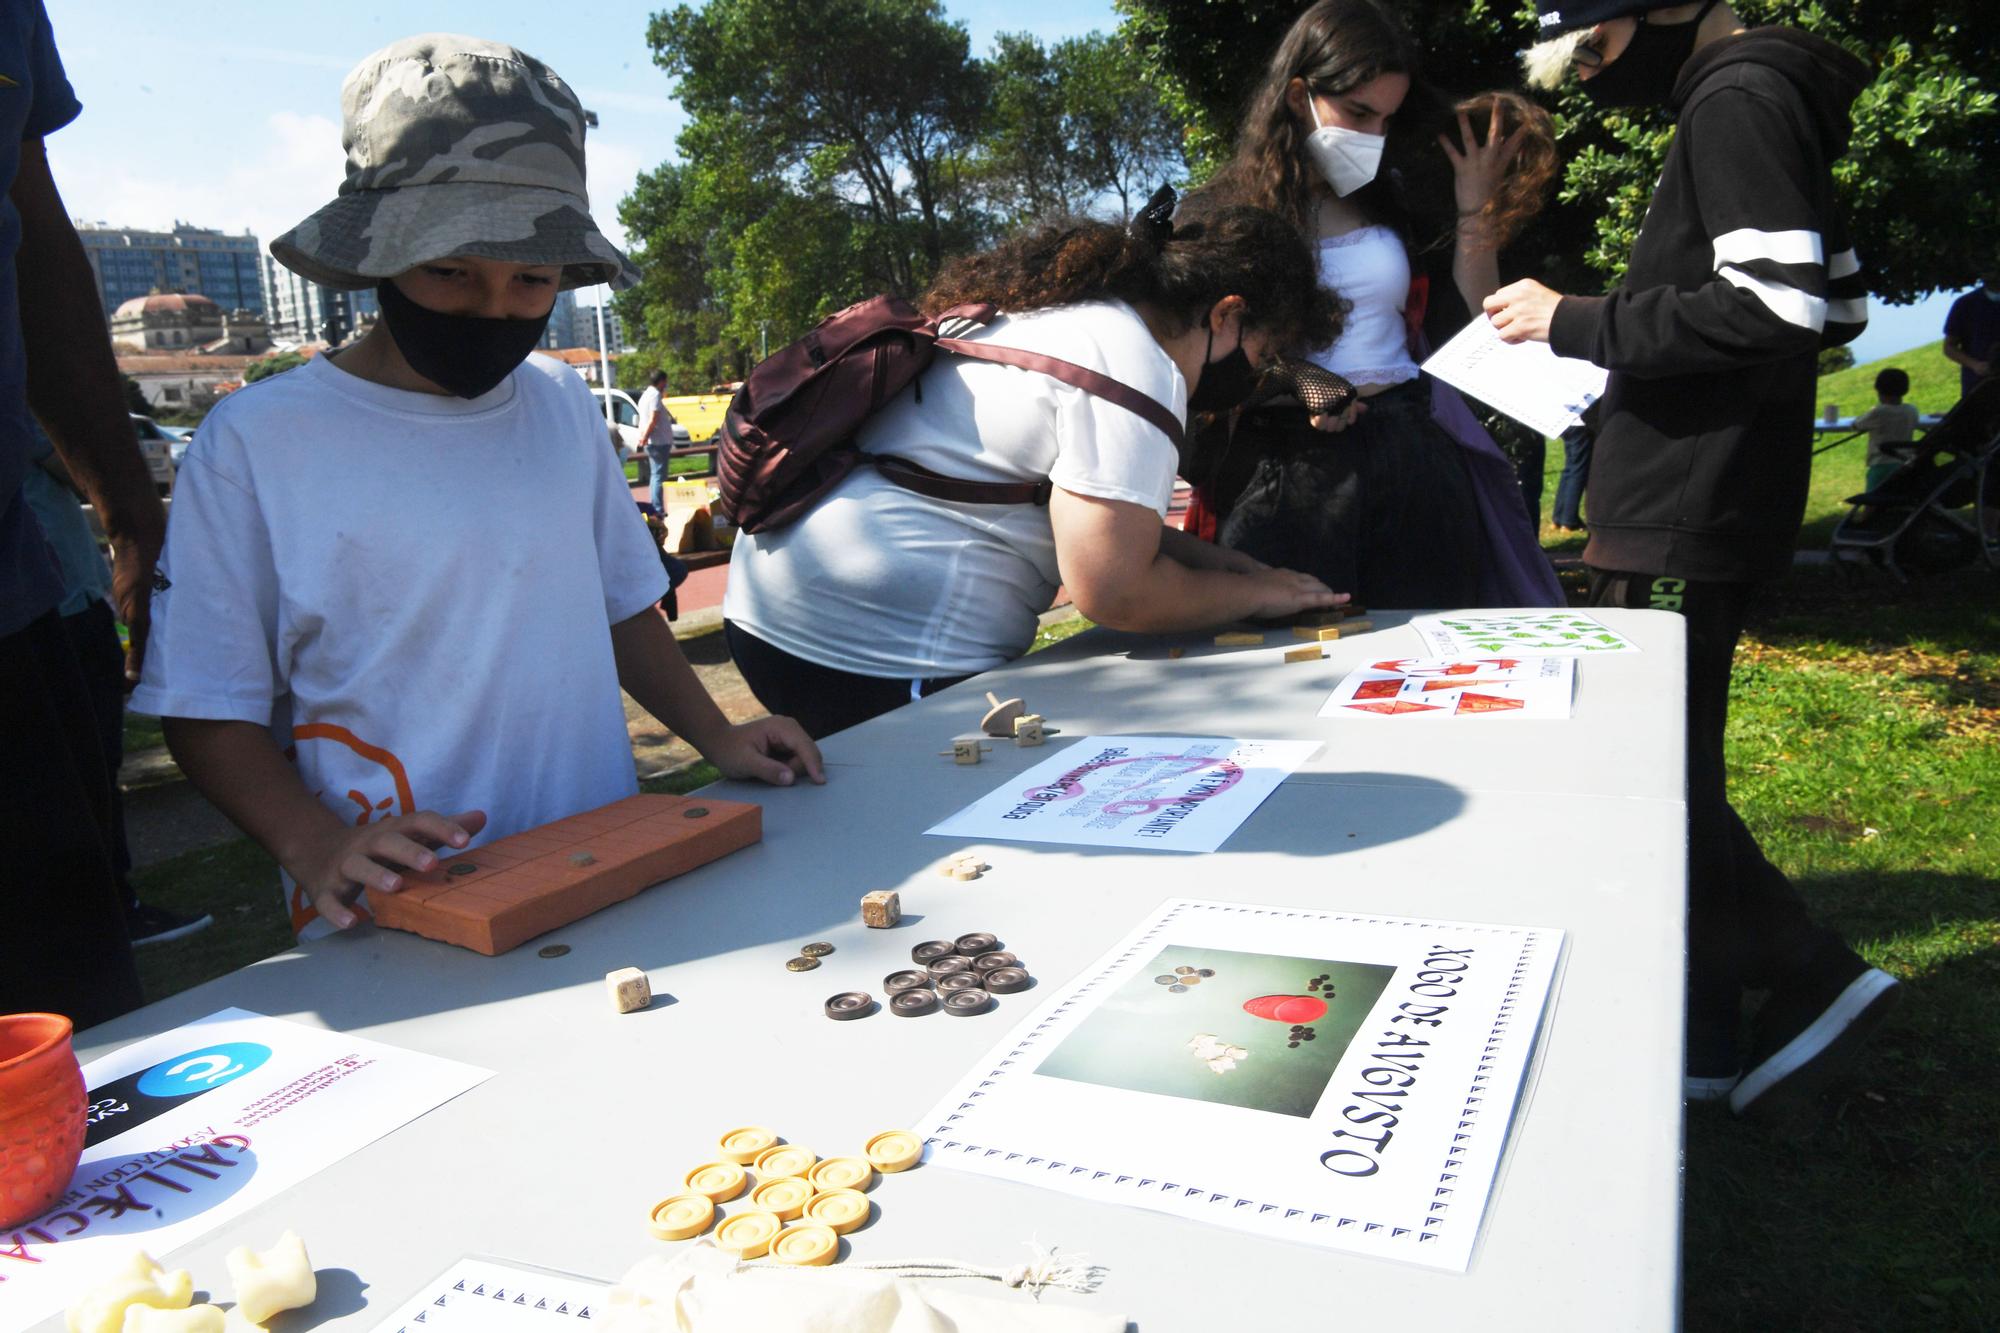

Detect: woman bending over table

[1184,0,1564,610]
[723,205,1345,738]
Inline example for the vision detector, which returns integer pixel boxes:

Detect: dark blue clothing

[1944,288,2000,402]
[1553,425,1593,530]
[0,0,81,636]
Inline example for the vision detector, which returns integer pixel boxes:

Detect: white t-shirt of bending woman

[724,300,1184,680]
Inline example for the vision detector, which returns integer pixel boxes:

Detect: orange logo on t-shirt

[285,723,417,934]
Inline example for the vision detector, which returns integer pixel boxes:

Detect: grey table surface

[54,607,1688,1332]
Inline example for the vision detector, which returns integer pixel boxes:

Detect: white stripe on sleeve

[1719,265,1828,332]
[1828,249,1862,280]
[1711,227,1825,272]
[1827,296,1869,325]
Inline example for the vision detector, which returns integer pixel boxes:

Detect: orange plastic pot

[0,1013,87,1229]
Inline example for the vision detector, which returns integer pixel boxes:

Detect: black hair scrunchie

[1132,183,1178,249]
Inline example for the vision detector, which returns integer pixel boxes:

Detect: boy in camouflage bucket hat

[134,34,823,942]
[272,33,639,292]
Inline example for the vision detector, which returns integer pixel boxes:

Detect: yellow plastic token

[808,1156,875,1193]
[682,1160,748,1202]
[717,1126,778,1165]
[647,1193,715,1241]
[768,1222,839,1267]
[714,1210,783,1260]
[864,1130,922,1173]
[748,1175,815,1220]
[753,1144,817,1179]
[803,1187,870,1235]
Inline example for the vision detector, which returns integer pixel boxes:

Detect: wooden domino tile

[370,794,762,955]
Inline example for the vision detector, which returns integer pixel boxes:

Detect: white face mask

[1304,97,1386,198]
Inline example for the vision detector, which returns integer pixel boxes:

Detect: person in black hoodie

[1483,1,1899,1118]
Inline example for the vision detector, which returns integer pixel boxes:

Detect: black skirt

[1209,378,1485,610]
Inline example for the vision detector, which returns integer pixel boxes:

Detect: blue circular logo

[136,1042,271,1098]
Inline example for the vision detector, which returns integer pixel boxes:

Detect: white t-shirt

[131,351,668,936]
[724,300,1184,679]
[637,384,676,447]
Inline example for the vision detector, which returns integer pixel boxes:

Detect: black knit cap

[1532,0,1658,37]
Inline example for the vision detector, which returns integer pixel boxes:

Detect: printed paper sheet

[1410,611,1641,657]
[367,1257,609,1331]
[0,1009,490,1327]
[1320,656,1574,719]
[1420,315,1607,438]
[925,737,1320,853]
[914,900,1563,1272]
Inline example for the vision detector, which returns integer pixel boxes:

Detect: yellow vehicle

[660,390,735,443]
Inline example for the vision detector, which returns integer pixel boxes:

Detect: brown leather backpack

[715,294,1184,534]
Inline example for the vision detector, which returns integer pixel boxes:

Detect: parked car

[158,423,195,470]
[591,387,691,462]
[129,414,178,494]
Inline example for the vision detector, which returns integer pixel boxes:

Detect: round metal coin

[800,942,836,958]
[925,955,973,979]
[1154,975,1179,986]
[883,969,931,994]
[953,932,1000,957]
[536,944,571,959]
[935,971,984,994]
[911,940,956,964]
[785,956,821,973]
[942,988,993,1016]
[1197,968,1215,977]
[982,966,1031,994]
[890,989,940,1017]
[1181,975,1202,986]
[447,862,478,877]
[824,992,875,1020]
[972,951,1017,973]
[1168,983,1187,993]
[1173,966,1197,975]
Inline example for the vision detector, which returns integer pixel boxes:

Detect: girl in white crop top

[1175,0,1565,611]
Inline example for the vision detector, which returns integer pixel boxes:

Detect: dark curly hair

[922,207,1342,353]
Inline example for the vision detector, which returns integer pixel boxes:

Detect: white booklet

[913,899,1564,1273]
[1421,315,1607,438]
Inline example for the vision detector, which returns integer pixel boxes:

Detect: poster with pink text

[924,737,1320,853]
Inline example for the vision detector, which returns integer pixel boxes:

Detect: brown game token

[785,956,820,973]
[883,969,931,994]
[953,932,1000,957]
[935,971,984,994]
[824,992,875,1021]
[926,955,974,980]
[911,940,956,964]
[982,966,1031,994]
[800,942,836,958]
[941,988,993,1016]
[971,951,1017,973]
[890,989,940,1017]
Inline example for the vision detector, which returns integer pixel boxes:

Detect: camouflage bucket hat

[270,33,639,293]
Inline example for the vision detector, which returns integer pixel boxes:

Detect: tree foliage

[623,0,1185,389]
[241,350,307,383]
[1119,0,1999,302]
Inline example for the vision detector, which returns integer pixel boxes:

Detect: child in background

[1854,367,1921,493]
[132,34,821,938]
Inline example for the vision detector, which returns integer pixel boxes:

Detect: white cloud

[51,110,344,253]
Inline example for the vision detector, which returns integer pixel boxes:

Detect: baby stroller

[1828,380,2000,582]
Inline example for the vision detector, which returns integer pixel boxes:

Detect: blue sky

[43,0,1961,357]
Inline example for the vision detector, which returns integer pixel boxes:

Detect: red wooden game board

[369,794,762,955]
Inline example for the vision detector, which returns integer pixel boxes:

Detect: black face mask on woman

[1579,0,1718,110]
[1186,325,1263,414]
[375,277,555,399]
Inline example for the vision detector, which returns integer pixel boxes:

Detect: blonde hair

[1522,30,1588,91]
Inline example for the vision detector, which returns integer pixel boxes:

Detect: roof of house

[112,291,221,320]
[535,347,620,366]
[116,352,263,374]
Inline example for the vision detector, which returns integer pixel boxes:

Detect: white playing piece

[1320,656,1575,720]
[1420,314,1607,438]
[226,1230,316,1324]
[1409,611,1641,658]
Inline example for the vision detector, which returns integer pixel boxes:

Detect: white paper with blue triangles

[912,899,1563,1272]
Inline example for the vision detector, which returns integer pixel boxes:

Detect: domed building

[109,289,270,356]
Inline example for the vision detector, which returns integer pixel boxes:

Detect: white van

[592,387,691,462]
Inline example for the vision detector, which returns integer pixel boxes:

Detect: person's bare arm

[1944,335,1990,379]
[1050,488,1345,631]
[609,608,824,785]
[162,717,484,929]
[13,137,165,681]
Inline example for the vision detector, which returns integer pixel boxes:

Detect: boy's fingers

[361,830,438,875]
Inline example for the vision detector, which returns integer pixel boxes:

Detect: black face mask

[375,278,555,399]
[1186,325,1263,414]
[1579,0,1717,110]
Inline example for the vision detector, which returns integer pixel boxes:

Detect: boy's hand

[706,717,826,787]
[291,809,487,930]
[1484,280,1563,344]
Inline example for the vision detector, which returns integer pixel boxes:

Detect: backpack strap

[933,337,1186,449]
[871,454,1053,507]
